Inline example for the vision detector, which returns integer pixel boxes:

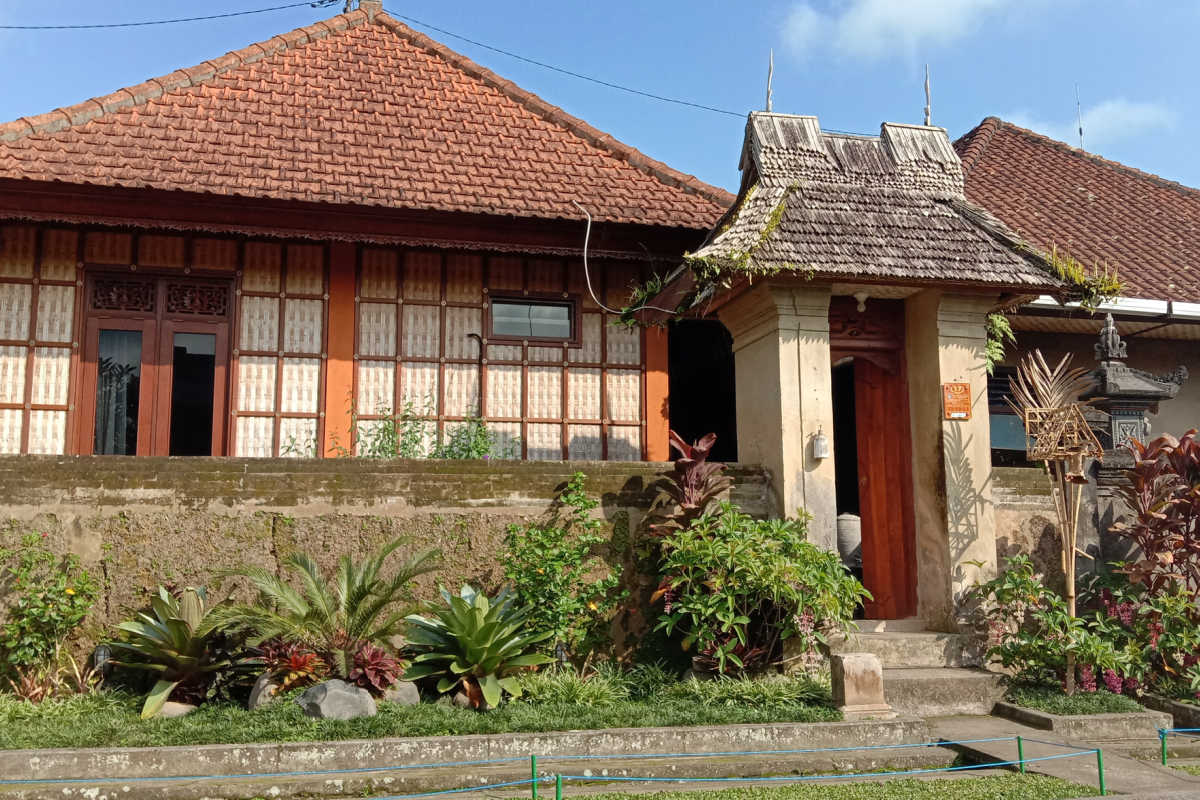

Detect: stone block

[295,679,377,720]
[831,652,895,720]
[383,680,420,706]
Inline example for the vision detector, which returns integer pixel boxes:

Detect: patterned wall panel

[0,225,79,455]
[138,235,186,268]
[84,232,131,265]
[354,249,647,460]
[233,240,327,458]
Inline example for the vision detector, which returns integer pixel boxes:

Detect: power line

[0,1,338,30]
[391,13,744,118]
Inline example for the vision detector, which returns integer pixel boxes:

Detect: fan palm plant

[211,540,439,677]
[404,585,553,708]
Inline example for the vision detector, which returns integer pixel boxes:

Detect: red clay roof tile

[956,117,1200,303]
[0,7,731,230]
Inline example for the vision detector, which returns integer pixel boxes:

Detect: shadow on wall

[944,422,992,603]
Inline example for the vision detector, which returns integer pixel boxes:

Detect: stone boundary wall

[0,456,771,652]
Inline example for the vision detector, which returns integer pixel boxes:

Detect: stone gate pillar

[719,283,837,550]
[905,290,999,630]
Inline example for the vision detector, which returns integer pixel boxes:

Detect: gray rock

[158,701,197,718]
[295,679,377,720]
[248,672,280,710]
[383,681,420,706]
[452,691,472,708]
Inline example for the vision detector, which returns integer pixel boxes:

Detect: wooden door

[79,316,160,456]
[854,357,917,619]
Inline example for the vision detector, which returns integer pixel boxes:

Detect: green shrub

[1007,684,1144,715]
[0,533,99,673]
[210,540,438,678]
[618,660,677,700]
[502,473,625,661]
[514,665,629,706]
[403,585,553,708]
[656,503,867,674]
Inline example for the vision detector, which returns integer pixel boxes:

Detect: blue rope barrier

[365,777,536,800]
[557,748,1100,786]
[0,756,531,786]
[537,736,1017,762]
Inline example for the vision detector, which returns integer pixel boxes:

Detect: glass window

[169,333,217,456]
[490,299,573,340]
[94,330,143,455]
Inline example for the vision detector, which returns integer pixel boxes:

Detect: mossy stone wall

[0,457,772,652]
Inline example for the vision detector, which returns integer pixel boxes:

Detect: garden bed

[0,691,840,751]
[993,699,1170,740]
[1143,693,1200,729]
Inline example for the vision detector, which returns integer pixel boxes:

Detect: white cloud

[783,0,1040,60]
[1005,99,1177,151]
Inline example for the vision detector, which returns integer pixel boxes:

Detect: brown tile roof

[687,113,1061,291]
[0,6,731,230]
[955,116,1200,303]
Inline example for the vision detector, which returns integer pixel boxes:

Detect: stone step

[884,667,1006,716]
[830,630,972,668]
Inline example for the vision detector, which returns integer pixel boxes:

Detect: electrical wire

[392,13,743,118]
[0,1,338,30]
[572,201,680,318]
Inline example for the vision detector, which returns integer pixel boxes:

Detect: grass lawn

[1006,684,1145,715]
[576,775,1097,799]
[0,691,839,750]
[1172,764,1200,776]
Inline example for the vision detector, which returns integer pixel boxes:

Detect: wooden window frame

[485,294,582,348]
[73,269,234,456]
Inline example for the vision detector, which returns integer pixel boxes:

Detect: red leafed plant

[648,431,733,536]
[348,642,404,696]
[258,639,327,691]
[1111,430,1200,600]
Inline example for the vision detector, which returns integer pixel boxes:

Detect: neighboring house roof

[686,113,1061,292]
[0,4,731,231]
[956,116,1200,303]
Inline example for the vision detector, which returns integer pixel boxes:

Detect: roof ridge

[371,11,734,211]
[957,116,1200,203]
[0,9,371,143]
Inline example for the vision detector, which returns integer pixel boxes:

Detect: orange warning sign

[943,382,971,420]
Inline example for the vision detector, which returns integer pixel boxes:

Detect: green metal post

[555,774,563,800]
[531,755,538,800]
[1016,736,1026,774]
[1096,748,1107,796]
[1161,731,1168,766]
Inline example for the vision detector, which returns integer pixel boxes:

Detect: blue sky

[1,1,1196,193]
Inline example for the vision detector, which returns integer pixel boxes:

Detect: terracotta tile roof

[687,113,1061,291]
[0,6,731,230]
[955,116,1200,303]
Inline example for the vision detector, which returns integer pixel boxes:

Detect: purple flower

[1079,664,1097,693]
[1102,668,1123,694]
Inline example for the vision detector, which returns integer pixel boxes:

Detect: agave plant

[211,540,438,678]
[403,586,553,709]
[110,586,249,718]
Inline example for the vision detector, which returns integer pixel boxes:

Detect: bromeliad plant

[403,586,553,709]
[211,540,438,678]
[655,502,868,674]
[110,586,255,718]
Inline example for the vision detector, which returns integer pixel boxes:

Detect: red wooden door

[854,357,918,619]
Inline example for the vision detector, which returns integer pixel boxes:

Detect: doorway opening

[668,319,737,462]
[829,297,917,620]
[78,274,231,456]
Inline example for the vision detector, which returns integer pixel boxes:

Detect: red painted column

[645,327,670,461]
[323,242,355,457]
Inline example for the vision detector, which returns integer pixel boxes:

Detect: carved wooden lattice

[166,283,230,317]
[91,278,154,312]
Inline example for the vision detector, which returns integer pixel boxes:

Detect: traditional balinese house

[0,0,730,462]
[956,117,1200,449]
[637,112,1069,628]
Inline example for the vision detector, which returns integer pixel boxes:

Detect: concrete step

[884,667,1007,716]
[830,630,972,668]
